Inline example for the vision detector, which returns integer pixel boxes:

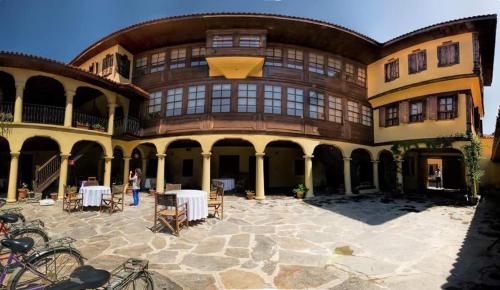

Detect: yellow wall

[165,147,203,187]
[78,44,134,84]
[480,137,500,189]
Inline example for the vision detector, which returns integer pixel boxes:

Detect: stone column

[304,154,314,198]
[104,156,113,186]
[107,103,117,135]
[64,91,75,127]
[156,154,166,193]
[58,154,70,199]
[13,84,24,123]
[201,152,211,193]
[255,152,265,200]
[123,156,131,186]
[372,160,380,191]
[7,152,20,202]
[396,157,404,193]
[343,157,353,195]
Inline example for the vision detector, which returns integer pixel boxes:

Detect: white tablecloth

[144,178,156,189]
[212,178,234,191]
[166,190,208,221]
[79,186,111,207]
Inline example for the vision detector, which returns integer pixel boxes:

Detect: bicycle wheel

[8,247,84,290]
[10,227,49,248]
[122,271,154,290]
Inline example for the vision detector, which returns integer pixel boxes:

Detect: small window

[327,58,342,78]
[213,35,233,48]
[345,63,356,83]
[191,47,207,66]
[148,91,162,114]
[150,52,165,73]
[287,49,303,70]
[264,85,281,114]
[166,88,183,117]
[237,84,257,112]
[347,101,359,123]
[362,105,372,126]
[386,104,399,126]
[287,87,304,117]
[408,50,427,74]
[88,63,94,73]
[328,96,342,123]
[357,68,366,87]
[384,59,399,82]
[170,48,186,69]
[135,56,147,68]
[239,35,261,47]
[438,42,459,67]
[187,85,205,114]
[308,53,324,74]
[294,159,304,175]
[309,91,325,119]
[182,159,193,177]
[265,48,283,67]
[438,96,456,120]
[410,101,424,122]
[212,84,231,113]
[102,54,114,76]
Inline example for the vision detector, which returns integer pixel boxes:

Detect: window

[265,48,283,67]
[309,91,325,119]
[102,54,113,76]
[166,88,183,117]
[88,63,94,73]
[294,159,304,175]
[239,35,260,47]
[287,87,304,117]
[116,54,130,79]
[135,56,147,68]
[438,96,456,120]
[345,63,356,83]
[264,85,281,114]
[212,35,233,48]
[212,84,231,113]
[357,68,366,87]
[182,159,193,177]
[327,58,342,78]
[438,42,459,67]
[287,49,303,70]
[187,85,205,114]
[410,101,424,122]
[308,53,324,74]
[237,84,257,112]
[328,96,342,123]
[347,101,359,123]
[386,105,399,126]
[150,52,165,73]
[385,59,399,82]
[361,105,372,126]
[408,50,427,74]
[191,47,207,66]
[148,91,162,114]
[170,48,186,69]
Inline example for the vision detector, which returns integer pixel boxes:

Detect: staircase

[34,144,94,193]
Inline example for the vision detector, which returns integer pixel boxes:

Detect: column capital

[343,157,352,161]
[10,152,20,158]
[104,156,114,161]
[66,90,77,97]
[201,152,212,157]
[255,152,266,157]
[156,153,166,159]
[60,154,71,159]
[123,156,132,160]
[371,160,380,163]
[108,103,118,109]
[303,154,314,159]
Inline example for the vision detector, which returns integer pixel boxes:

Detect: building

[0,13,497,202]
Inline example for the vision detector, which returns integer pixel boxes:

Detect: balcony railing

[114,116,142,136]
[22,104,64,125]
[72,110,108,131]
[0,102,14,114]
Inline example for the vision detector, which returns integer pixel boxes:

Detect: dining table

[79,185,111,207]
[165,189,208,221]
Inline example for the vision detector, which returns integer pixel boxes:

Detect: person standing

[435,167,442,188]
[129,168,142,206]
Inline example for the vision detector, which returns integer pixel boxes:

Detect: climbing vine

[0,112,13,137]
[390,133,467,157]
[461,134,483,199]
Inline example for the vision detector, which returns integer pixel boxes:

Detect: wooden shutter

[427,95,438,120]
[454,43,460,64]
[399,101,409,123]
[408,54,416,73]
[379,107,386,127]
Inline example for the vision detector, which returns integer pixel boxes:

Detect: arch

[23,75,66,125]
[69,140,106,186]
[263,138,306,155]
[312,144,344,195]
[378,150,396,192]
[209,136,257,152]
[165,139,203,189]
[350,148,373,191]
[264,140,305,194]
[0,71,16,104]
[73,86,109,129]
[111,146,125,184]
[113,144,127,155]
[68,138,108,157]
[20,135,61,153]
[165,138,203,153]
[130,142,158,189]
[0,136,10,195]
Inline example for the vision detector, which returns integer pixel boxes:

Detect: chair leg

[221,203,224,220]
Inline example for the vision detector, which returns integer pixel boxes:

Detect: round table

[79,186,111,207]
[166,190,208,221]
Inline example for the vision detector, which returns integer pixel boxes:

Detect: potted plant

[17,183,28,201]
[293,184,308,199]
[76,121,89,129]
[92,123,106,132]
[245,190,255,200]
[50,192,58,201]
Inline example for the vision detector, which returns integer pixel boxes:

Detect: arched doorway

[379,150,396,192]
[264,141,304,195]
[0,71,15,115]
[23,76,66,125]
[69,141,105,187]
[165,140,202,189]
[212,139,255,193]
[73,87,108,131]
[130,143,157,190]
[111,147,124,184]
[351,148,373,192]
[0,137,10,196]
[313,144,344,195]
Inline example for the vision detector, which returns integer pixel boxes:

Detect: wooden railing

[72,110,108,130]
[114,116,142,136]
[22,104,65,125]
[35,155,61,192]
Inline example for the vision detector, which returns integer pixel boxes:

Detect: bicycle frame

[0,251,54,289]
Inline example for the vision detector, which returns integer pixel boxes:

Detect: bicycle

[47,258,154,290]
[0,214,49,255]
[0,236,84,289]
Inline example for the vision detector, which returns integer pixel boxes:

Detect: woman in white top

[129,168,142,206]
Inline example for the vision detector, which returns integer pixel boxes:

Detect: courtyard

[5,193,500,289]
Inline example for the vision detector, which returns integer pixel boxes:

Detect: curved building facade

[0,13,496,201]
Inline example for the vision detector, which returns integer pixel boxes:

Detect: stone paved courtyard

[6,193,500,289]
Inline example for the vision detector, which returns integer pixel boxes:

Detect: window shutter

[420,51,427,70]
[437,46,444,66]
[427,95,438,120]
[454,43,460,64]
[399,101,409,123]
[379,107,386,127]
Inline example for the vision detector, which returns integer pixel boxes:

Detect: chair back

[112,184,125,198]
[210,181,224,200]
[88,177,97,181]
[85,180,99,186]
[155,193,178,215]
[165,183,181,192]
[64,185,77,199]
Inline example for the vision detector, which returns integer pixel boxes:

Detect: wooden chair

[153,193,188,236]
[63,185,83,213]
[208,181,224,219]
[100,184,125,214]
[88,177,97,182]
[165,183,182,192]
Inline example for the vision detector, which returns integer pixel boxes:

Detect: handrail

[35,155,60,189]
[38,154,59,171]
[22,103,65,125]
[73,110,107,129]
[0,102,14,114]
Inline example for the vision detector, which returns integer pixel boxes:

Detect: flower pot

[295,191,305,199]
[246,191,255,200]
[126,188,133,195]
[76,124,88,129]
[50,192,58,201]
[148,189,156,196]
[18,188,27,201]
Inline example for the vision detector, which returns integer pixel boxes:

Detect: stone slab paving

[6,193,500,289]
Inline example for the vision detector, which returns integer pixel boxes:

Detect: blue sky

[0,0,499,133]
